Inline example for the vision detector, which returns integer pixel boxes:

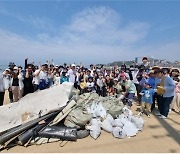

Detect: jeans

[159,96,174,117]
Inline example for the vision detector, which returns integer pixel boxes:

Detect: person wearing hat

[3,69,11,90]
[67,64,76,84]
[146,70,157,112]
[155,69,176,119]
[10,66,20,102]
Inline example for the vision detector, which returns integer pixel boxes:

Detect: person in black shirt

[23,64,34,96]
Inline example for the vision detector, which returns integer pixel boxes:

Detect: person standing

[0,73,5,106]
[18,66,24,99]
[139,83,155,118]
[67,64,76,84]
[23,64,34,96]
[171,77,180,113]
[11,66,20,102]
[156,69,176,119]
[8,62,15,103]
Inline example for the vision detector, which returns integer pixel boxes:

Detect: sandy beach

[1,90,180,153]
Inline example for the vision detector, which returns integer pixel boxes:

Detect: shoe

[147,114,151,118]
[153,110,161,116]
[159,115,167,119]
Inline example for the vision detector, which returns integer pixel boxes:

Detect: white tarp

[0,82,74,133]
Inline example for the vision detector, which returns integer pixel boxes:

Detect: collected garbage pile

[0,82,144,150]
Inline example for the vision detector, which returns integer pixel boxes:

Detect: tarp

[0,82,74,133]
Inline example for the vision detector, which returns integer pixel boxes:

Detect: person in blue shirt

[155,69,175,119]
[60,71,69,84]
[146,70,157,112]
[139,83,155,118]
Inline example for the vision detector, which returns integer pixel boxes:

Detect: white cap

[55,65,59,68]
[71,64,76,67]
[13,66,18,70]
[5,68,10,72]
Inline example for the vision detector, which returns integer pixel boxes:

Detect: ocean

[0,65,8,73]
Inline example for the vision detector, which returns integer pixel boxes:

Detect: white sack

[123,121,139,137]
[114,119,124,128]
[86,119,101,140]
[131,116,144,131]
[90,101,107,119]
[112,127,126,139]
[101,114,114,133]
[122,106,133,116]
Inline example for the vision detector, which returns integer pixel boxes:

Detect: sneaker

[147,114,151,118]
[159,115,167,119]
[153,110,161,116]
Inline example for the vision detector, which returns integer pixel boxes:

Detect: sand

[1,90,180,153]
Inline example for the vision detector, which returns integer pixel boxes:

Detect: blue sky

[0,0,180,66]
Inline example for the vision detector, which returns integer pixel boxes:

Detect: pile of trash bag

[85,104,144,140]
[0,83,144,151]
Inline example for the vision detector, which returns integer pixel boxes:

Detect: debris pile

[0,82,144,150]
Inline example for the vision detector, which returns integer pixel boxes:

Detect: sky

[0,0,180,66]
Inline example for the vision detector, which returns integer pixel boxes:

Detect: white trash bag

[112,127,126,139]
[114,119,124,128]
[131,116,144,131]
[123,121,139,137]
[116,114,129,125]
[86,118,101,140]
[91,101,107,119]
[122,106,133,116]
[101,114,114,133]
[90,101,97,118]
[95,102,107,119]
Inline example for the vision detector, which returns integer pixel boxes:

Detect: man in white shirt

[33,64,48,91]
[67,64,76,83]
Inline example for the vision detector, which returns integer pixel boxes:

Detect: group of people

[0,57,179,119]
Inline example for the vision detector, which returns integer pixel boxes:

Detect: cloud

[0,6,178,66]
[63,6,150,45]
[0,7,54,33]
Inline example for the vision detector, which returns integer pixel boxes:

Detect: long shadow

[168,118,180,125]
[154,113,180,145]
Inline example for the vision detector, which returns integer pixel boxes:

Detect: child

[171,78,180,113]
[139,83,155,117]
[86,77,95,92]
